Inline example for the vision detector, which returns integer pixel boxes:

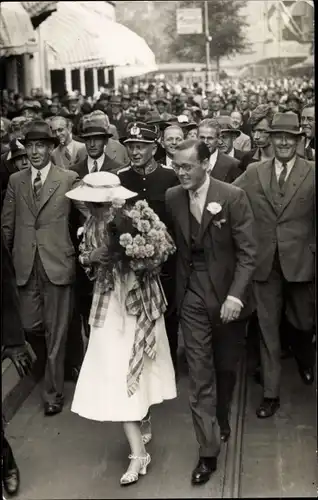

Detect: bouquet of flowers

[95,199,176,291]
[119,200,176,276]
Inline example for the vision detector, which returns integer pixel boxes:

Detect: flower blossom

[119,233,133,247]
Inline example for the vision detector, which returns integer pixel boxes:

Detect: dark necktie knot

[91,160,98,173]
[278,162,288,189]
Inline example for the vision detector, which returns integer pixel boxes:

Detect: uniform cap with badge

[121,122,159,144]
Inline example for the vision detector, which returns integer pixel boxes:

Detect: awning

[287,54,314,71]
[42,2,157,71]
[0,2,37,57]
[21,1,58,29]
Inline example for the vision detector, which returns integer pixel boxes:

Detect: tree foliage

[116,1,250,63]
[165,0,250,63]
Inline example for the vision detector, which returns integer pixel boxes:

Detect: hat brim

[80,132,113,138]
[123,138,156,144]
[21,136,59,147]
[269,128,304,135]
[220,128,241,137]
[65,184,137,202]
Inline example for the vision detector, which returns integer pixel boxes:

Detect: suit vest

[190,213,207,271]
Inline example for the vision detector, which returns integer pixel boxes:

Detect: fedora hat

[22,120,59,146]
[7,139,27,161]
[216,116,241,137]
[269,112,304,135]
[65,172,137,203]
[109,95,122,105]
[80,111,113,138]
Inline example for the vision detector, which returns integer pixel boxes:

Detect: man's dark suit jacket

[210,151,242,183]
[239,148,263,172]
[70,154,121,178]
[241,111,253,137]
[165,177,257,317]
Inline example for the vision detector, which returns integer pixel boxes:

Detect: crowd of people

[0,72,315,496]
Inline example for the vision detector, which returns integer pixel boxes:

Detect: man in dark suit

[234,113,315,419]
[159,124,185,168]
[166,139,256,485]
[118,122,179,372]
[108,95,134,138]
[216,115,245,170]
[2,121,86,416]
[1,228,36,497]
[71,111,121,177]
[198,118,242,183]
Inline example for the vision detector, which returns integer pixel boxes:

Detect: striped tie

[278,162,288,190]
[91,160,98,173]
[33,171,42,199]
[64,146,71,162]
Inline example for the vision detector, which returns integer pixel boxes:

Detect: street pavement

[5,371,227,499]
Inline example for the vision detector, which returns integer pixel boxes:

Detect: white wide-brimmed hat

[65,172,137,203]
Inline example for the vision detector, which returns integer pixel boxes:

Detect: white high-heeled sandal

[120,453,151,486]
[140,415,152,445]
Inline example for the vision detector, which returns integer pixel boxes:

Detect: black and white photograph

[0,1,315,498]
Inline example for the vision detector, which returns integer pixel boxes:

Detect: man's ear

[152,143,158,157]
[201,157,209,171]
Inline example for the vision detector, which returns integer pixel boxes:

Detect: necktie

[306,146,314,161]
[190,191,202,223]
[278,162,288,190]
[64,146,71,162]
[33,171,42,199]
[91,160,98,173]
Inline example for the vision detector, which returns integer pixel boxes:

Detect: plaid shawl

[126,274,167,397]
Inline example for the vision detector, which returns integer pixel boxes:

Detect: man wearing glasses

[165,139,256,485]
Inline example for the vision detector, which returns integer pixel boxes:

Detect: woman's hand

[89,247,110,265]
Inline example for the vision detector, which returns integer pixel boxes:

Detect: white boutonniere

[207,202,222,215]
[207,202,226,229]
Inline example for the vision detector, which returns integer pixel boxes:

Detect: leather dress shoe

[191,457,217,485]
[3,466,20,496]
[256,398,280,418]
[44,401,63,416]
[298,365,314,385]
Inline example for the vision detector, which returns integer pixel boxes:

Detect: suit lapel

[200,179,221,239]
[257,159,277,212]
[20,168,37,217]
[278,157,311,215]
[175,188,191,246]
[37,166,61,214]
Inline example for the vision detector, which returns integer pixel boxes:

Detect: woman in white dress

[66,172,177,486]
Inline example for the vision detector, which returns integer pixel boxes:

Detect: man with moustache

[165,139,256,484]
[234,113,315,418]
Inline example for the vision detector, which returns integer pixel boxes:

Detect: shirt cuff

[227,295,244,308]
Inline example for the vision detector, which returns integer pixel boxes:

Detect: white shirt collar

[274,156,297,181]
[31,162,51,184]
[208,149,218,172]
[87,154,105,172]
[189,174,210,206]
[166,155,173,168]
[228,148,235,158]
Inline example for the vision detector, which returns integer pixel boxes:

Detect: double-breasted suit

[234,156,315,398]
[1,165,85,405]
[165,177,257,457]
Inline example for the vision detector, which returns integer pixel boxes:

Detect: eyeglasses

[172,163,195,173]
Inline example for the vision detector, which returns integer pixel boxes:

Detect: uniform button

[189,263,193,268]
[143,177,146,181]
[143,188,146,191]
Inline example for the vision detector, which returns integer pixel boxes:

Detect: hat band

[82,126,109,135]
[271,125,300,132]
[80,180,121,189]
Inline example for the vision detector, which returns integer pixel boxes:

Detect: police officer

[117,122,179,374]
